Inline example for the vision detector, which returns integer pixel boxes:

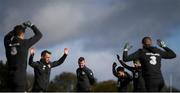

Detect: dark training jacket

[4,25,42,91]
[123,46,176,79]
[76,66,95,92]
[117,58,146,92]
[123,46,176,92]
[112,65,132,92]
[29,54,67,91]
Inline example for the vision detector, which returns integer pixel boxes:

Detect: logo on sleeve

[90,73,93,76]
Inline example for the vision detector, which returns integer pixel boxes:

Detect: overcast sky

[0,0,180,89]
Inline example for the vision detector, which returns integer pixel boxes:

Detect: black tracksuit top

[118,59,146,91]
[76,66,95,91]
[4,25,42,85]
[123,46,176,79]
[112,65,132,92]
[29,54,67,91]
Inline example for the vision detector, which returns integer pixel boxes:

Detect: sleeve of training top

[84,68,95,85]
[76,69,81,80]
[118,59,134,71]
[76,69,79,78]
[29,54,39,68]
[123,50,140,62]
[50,54,67,68]
[4,30,15,47]
[112,65,118,78]
[26,25,42,47]
[159,47,176,59]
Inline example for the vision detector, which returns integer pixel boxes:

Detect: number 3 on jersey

[149,56,157,65]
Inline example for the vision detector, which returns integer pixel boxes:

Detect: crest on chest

[42,64,51,70]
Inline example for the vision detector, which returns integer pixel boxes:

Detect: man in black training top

[4,21,42,92]
[29,48,69,92]
[117,55,146,92]
[112,62,132,92]
[76,57,95,92]
[123,36,176,92]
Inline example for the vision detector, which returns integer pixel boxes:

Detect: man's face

[17,31,25,39]
[143,38,152,47]
[117,71,125,77]
[78,60,85,69]
[134,60,141,68]
[20,33,25,39]
[134,63,141,68]
[42,53,51,63]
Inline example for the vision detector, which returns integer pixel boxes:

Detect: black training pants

[145,78,164,92]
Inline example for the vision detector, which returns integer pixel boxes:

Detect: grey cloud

[80,0,180,51]
[1,0,180,50]
[0,0,180,89]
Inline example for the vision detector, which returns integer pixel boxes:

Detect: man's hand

[30,48,35,55]
[23,21,34,27]
[113,62,117,67]
[124,42,133,51]
[157,39,166,48]
[64,48,69,55]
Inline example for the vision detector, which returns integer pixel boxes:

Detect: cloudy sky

[0,0,180,89]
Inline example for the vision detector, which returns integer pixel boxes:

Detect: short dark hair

[13,25,26,36]
[117,66,124,72]
[78,57,85,63]
[41,50,52,56]
[142,36,152,44]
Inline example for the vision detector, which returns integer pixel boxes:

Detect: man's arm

[122,42,140,62]
[160,47,176,59]
[50,54,67,68]
[76,69,79,79]
[117,55,134,71]
[84,68,95,85]
[29,48,39,68]
[29,54,39,68]
[50,48,69,68]
[23,21,42,47]
[4,30,15,47]
[157,39,176,59]
[112,62,118,78]
[26,25,42,47]
[123,50,140,62]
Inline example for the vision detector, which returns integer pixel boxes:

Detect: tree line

[0,60,179,92]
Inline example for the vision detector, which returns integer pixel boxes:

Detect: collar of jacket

[40,59,50,65]
[79,66,87,70]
